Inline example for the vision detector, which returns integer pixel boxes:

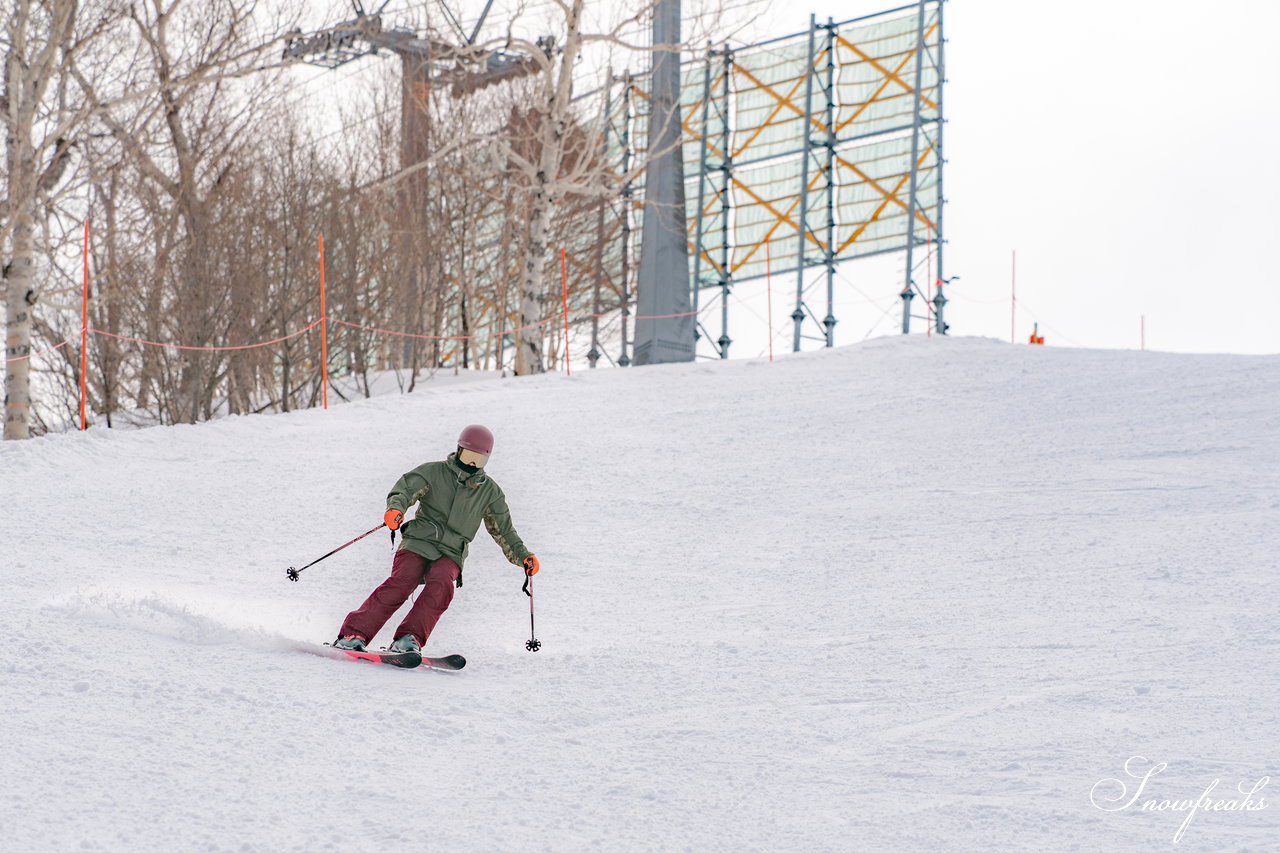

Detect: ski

[337,648,421,668]
[295,643,420,668]
[296,644,463,670]
[420,654,466,671]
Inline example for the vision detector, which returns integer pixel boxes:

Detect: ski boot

[334,634,368,651]
[388,634,421,654]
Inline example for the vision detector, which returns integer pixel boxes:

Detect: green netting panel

[688,195,728,286]
[728,155,832,282]
[681,64,729,179]
[676,55,732,288]
[834,133,938,259]
[732,39,831,165]
[592,5,946,297]
[679,65,712,139]
[687,165,729,274]
[834,4,940,140]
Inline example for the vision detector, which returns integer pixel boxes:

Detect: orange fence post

[319,234,329,409]
[561,247,570,376]
[80,219,89,431]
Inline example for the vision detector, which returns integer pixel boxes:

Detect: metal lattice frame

[607,0,946,359]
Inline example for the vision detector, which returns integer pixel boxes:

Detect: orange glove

[384,508,404,531]
[523,555,540,576]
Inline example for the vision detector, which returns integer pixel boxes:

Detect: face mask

[458,448,488,468]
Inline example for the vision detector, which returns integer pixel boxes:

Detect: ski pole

[522,570,541,651]
[286,523,387,582]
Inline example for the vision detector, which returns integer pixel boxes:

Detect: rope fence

[3,229,728,431]
[84,323,322,352]
[5,307,709,363]
[4,338,75,364]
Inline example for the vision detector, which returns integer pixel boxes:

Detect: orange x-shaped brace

[687,131,935,272]
[835,22,938,134]
[834,144,937,256]
[728,49,832,159]
[686,244,727,280]
[682,185,730,279]
[724,162,833,274]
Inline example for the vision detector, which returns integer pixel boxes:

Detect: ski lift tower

[282,1,546,206]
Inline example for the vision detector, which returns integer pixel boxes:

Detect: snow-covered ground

[2,335,1277,852]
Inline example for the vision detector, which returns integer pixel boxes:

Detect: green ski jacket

[387,453,531,585]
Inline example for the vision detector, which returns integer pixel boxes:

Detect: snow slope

[2,336,1278,852]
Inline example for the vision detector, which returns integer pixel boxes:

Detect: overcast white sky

[767,0,1280,355]
[292,0,1280,355]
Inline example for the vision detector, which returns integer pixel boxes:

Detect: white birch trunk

[3,0,77,439]
[5,4,41,438]
[3,204,37,440]
[516,0,584,375]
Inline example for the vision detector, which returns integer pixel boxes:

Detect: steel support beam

[619,74,635,367]
[791,15,818,353]
[900,0,929,335]
[823,19,837,346]
[933,0,948,335]
[718,49,733,359]
[691,48,715,357]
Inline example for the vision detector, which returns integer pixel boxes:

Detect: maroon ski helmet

[457,424,494,456]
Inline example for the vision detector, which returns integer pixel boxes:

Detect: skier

[333,424,539,653]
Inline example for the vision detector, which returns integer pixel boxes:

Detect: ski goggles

[458,448,489,467]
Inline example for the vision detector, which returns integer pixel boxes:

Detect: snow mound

[3,336,1278,851]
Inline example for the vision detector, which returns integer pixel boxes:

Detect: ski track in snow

[2,336,1278,852]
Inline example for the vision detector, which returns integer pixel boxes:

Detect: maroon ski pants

[339,549,459,645]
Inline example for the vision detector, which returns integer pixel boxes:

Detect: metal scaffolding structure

[603,0,946,361]
[287,2,949,372]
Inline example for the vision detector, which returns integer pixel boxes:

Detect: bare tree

[505,0,585,374]
[72,0,290,423]
[2,0,115,438]
[4,0,740,432]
